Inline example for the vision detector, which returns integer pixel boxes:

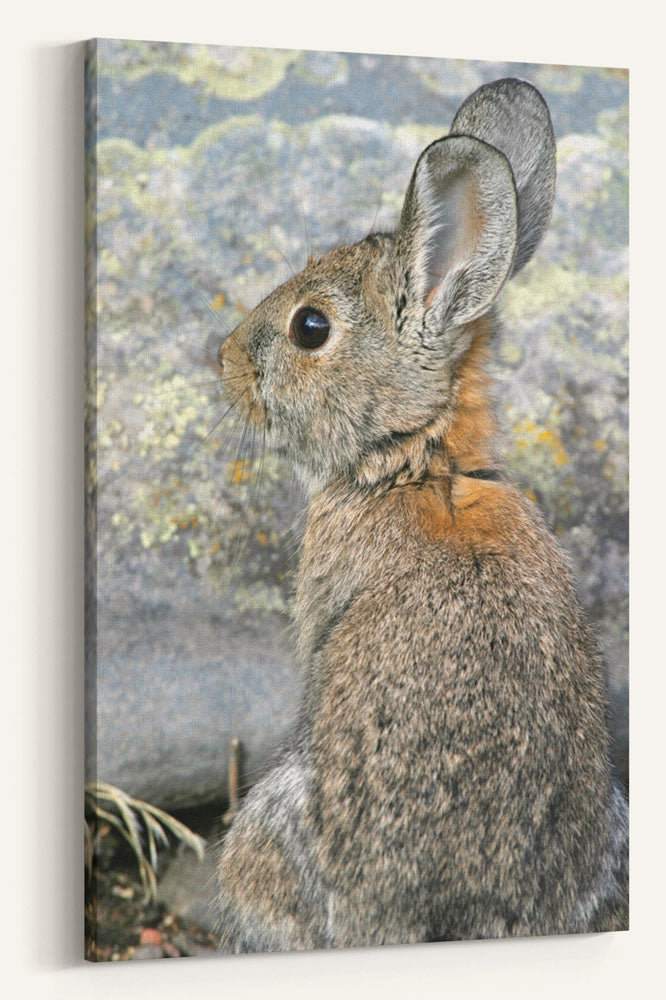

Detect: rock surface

[86,41,629,807]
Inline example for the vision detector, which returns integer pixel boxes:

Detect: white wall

[3,2,663,997]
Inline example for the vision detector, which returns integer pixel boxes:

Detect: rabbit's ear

[450,78,556,276]
[395,134,518,335]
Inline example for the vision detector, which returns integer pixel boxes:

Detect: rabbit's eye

[289,307,330,350]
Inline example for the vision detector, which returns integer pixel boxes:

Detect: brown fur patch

[408,474,529,556]
[445,314,496,470]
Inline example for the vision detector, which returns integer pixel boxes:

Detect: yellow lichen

[230,460,252,485]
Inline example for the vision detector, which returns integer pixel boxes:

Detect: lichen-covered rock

[87,42,628,807]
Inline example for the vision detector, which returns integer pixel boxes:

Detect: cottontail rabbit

[214,77,628,951]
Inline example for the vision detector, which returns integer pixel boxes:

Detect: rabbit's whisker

[214,407,248,456]
[185,277,234,336]
[230,415,252,484]
[176,335,225,358]
[368,173,390,234]
[299,205,312,269]
[242,422,258,506]
[248,414,268,512]
[200,400,239,445]
[149,379,226,397]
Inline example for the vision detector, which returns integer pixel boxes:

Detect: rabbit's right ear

[450,79,556,276]
[395,134,518,344]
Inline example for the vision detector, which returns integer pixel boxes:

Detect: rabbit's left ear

[395,133,518,338]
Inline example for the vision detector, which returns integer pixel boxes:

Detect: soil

[85,810,224,962]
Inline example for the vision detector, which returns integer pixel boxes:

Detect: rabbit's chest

[293,493,402,666]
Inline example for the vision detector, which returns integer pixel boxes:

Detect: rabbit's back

[293,442,626,942]
[217,447,627,950]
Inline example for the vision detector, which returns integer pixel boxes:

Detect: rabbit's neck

[444,314,498,475]
[352,315,498,491]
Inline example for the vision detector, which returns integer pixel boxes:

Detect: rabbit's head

[219,78,556,489]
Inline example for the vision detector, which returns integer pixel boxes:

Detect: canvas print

[84,40,629,960]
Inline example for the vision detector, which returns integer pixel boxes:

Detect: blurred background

[85,40,628,959]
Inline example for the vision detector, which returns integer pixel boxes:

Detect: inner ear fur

[396,134,518,333]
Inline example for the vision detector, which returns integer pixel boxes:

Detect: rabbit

[213,77,628,952]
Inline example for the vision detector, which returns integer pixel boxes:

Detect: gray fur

[214,78,628,952]
[450,77,557,275]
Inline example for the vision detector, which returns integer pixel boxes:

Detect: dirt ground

[85,810,224,962]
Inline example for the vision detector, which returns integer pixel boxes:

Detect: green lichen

[533,65,585,95]
[503,382,628,538]
[99,40,297,101]
[597,105,629,152]
[499,340,524,367]
[503,260,628,326]
[293,51,348,87]
[408,58,485,98]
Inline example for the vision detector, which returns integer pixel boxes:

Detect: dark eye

[289,307,330,350]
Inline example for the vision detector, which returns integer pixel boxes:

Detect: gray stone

[88,600,299,810]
